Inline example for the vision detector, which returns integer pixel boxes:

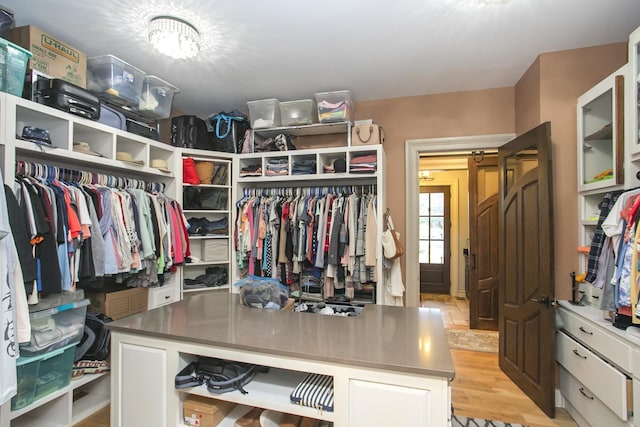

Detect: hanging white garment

[383,257,405,306]
[0,173,18,405]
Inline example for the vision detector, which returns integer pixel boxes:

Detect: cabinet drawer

[558,306,633,372]
[559,366,627,427]
[557,331,630,420]
[148,285,177,309]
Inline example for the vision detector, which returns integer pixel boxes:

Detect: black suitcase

[126,118,160,141]
[171,115,212,150]
[98,103,127,130]
[35,78,100,120]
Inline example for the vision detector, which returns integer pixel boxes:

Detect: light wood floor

[73,296,579,427]
[421,294,578,427]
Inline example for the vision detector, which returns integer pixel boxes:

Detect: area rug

[451,414,527,427]
[446,328,498,353]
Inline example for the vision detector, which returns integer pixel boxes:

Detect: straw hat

[116,151,144,165]
[150,158,171,173]
[73,142,103,157]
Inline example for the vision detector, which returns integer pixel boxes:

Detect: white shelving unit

[0,92,178,426]
[576,65,626,305]
[178,150,234,298]
[233,121,386,303]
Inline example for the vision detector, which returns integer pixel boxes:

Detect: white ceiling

[4,0,640,119]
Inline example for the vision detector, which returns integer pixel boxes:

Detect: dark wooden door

[419,186,451,294]
[468,155,499,330]
[498,123,555,418]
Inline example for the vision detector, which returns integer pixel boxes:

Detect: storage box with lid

[203,239,228,262]
[87,54,145,107]
[136,74,179,119]
[0,37,31,96]
[11,342,77,410]
[247,98,281,129]
[314,90,354,123]
[279,99,316,126]
[6,25,86,88]
[20,294,89,357]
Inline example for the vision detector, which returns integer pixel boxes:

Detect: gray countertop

[108,292,455,379]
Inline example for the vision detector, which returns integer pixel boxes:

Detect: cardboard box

[183,395,235,427]
[86,287,148,320]
[7,25,87,88]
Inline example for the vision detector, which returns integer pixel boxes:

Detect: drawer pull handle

[573,349,587,359]
[579,387,594,400]
[578,326,593,335]
[165,295,170,299]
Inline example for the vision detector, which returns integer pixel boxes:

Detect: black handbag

[208,110,250,153]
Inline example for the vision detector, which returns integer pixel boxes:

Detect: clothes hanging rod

[15,160,166,192]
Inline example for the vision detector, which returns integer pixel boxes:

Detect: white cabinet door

[349,380,431,427]
[119,343,167,426]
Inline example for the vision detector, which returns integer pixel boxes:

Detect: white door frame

[405,133,514,307]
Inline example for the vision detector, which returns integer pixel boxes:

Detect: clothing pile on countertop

[234,189,377,301]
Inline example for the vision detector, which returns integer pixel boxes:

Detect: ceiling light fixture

[419,171,435,181]
[148,15,201,59]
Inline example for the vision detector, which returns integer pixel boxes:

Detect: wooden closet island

[108,292,455,426]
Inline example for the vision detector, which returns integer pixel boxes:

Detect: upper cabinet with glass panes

[577,64,626,192]
[628,27,640,159]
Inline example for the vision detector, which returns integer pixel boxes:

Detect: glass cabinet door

[577,68,625,192]
[629,26,640,157]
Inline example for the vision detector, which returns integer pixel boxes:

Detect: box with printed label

[183,395,235,427]
[7,25,87,88]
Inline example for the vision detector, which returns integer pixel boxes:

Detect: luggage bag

[171,115,212,150]
[98,103,126,130]
[35,78,100,120]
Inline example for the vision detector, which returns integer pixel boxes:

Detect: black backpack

[75,312,113,361]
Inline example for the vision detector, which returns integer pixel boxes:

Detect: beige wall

[354,41,627,300]
[536,42,627,299]
[355,88,515,288]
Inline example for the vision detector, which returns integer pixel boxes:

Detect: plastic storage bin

[247,98,280,129]
[0,37,31,96]
[136,74,179,119]
[20,298,90,356]
[314,90,354,123]
[87,54,145,107]
[11,343,77,410]
[279,99,316,126]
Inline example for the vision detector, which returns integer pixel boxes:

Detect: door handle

[530,295,555,308]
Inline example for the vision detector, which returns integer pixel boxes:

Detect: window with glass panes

[419,190,445,264]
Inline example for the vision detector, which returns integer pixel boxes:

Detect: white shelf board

[181,368,335,422]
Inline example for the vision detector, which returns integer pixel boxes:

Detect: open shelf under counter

[178,368,336,423]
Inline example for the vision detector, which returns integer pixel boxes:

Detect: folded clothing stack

[292,159,316,175]
[187,217,228,235]
[349,153,377,173]
[265,158,289,176]
[317,99,349,123]
[240,163,262,177]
